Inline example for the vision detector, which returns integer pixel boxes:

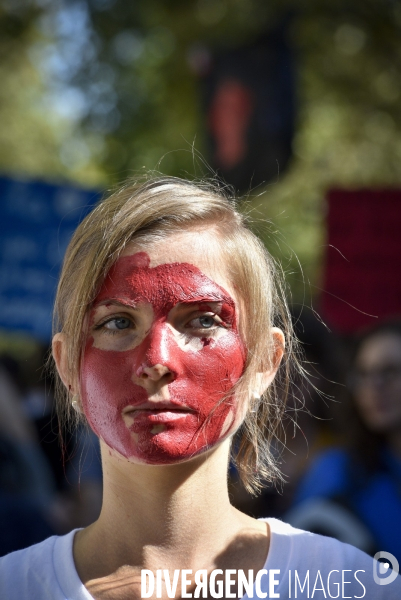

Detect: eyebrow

[93,298,231,310]
[182,296,235,310]
[92,299,140,310]
[179,298,233,310]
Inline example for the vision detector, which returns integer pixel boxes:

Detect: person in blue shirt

[289,319,401,561]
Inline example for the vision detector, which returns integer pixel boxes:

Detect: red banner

[321,188,401,333]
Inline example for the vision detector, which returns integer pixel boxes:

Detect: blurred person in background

[230,307,340,519]
[0,357,57,555]
[26,346,103,531]
[0,352,103,556]
[287,319,401,560]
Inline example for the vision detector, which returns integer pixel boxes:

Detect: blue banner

[0,176,100,341]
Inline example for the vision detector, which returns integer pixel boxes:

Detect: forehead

[96,254,235,312]
[117,229,237,301]
[357,333,401,367]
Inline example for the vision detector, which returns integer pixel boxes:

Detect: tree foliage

[0,0,401,301]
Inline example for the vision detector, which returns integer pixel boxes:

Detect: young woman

[0,177,399,599]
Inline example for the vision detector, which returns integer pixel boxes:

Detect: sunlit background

[1,0,401,558]
[2,0,401,304]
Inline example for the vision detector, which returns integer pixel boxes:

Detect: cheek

[80,340,148,456]
[79,331,245,461]
[81,340,145,406]
[82,332,244,406]
[169,331,245,418]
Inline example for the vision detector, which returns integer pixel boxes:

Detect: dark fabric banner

[201,22,295,193]
[321,188,401,334]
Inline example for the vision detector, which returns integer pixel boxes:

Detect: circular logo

[373,551,399,586]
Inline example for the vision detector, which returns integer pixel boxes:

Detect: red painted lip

[131,410,195,424]
[123,404,197,426]
[122,401,195,414]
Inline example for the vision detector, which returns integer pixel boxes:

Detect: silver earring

[250,390,260,413]
[71,395,81,413]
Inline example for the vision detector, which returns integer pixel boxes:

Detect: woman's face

[79,230,247,464]
[353,332,401,433]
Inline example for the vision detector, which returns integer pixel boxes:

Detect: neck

[80,440,247,573]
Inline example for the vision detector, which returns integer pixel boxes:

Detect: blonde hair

[53,175,298,493]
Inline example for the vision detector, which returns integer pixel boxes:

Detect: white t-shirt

[0,518,399,599]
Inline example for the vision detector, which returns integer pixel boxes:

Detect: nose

[136,363,175,384]
[133,322,178,391]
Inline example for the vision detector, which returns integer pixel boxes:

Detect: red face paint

[81,252,245,464]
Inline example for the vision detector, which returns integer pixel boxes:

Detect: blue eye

[186,313,224,331]
[105,317,132,330]
[198,316,215,329]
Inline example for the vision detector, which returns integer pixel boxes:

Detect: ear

[255,327,285,395]
[52,333,76,394]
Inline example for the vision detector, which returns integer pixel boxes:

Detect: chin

[364,416,397,434]
[101,429,232,467]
